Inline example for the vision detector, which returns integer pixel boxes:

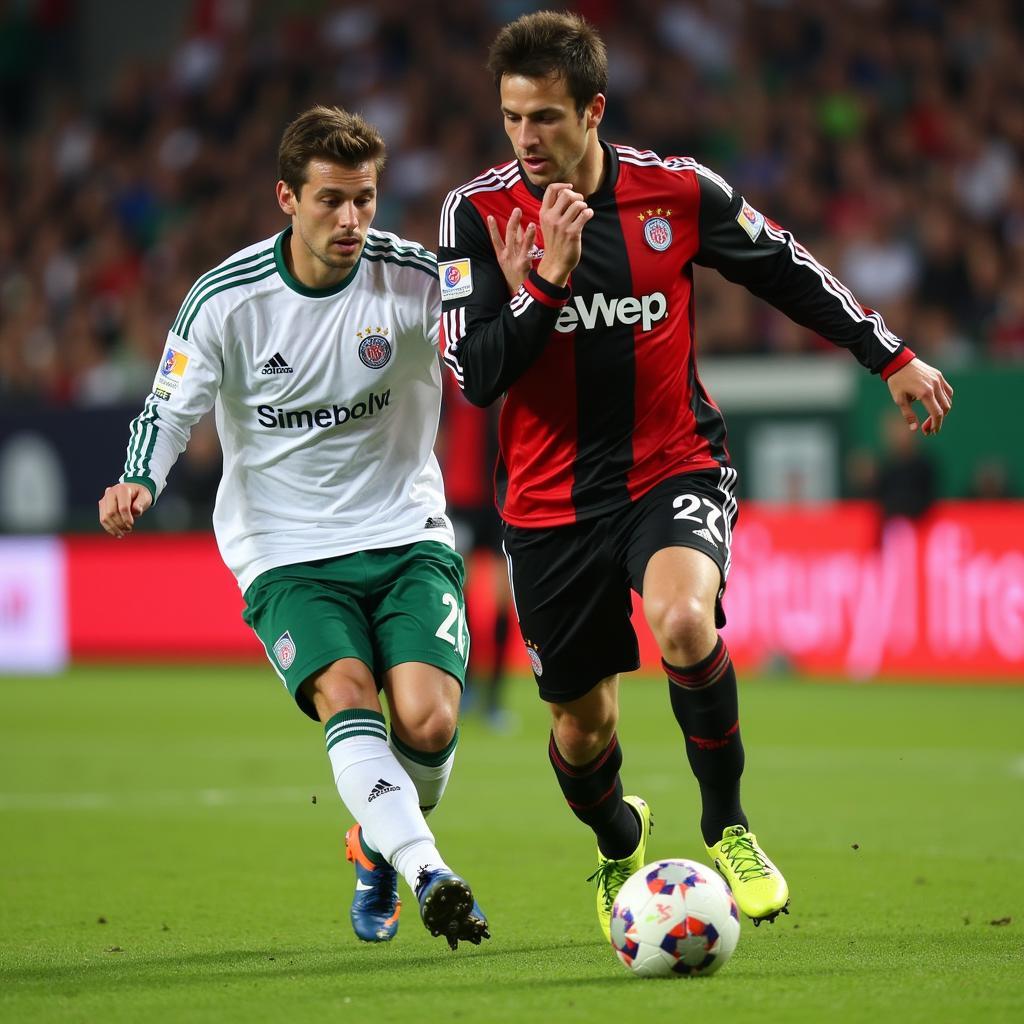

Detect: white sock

[389,728,459,817]
[324,709,449,891]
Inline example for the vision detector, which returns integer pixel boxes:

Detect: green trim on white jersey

[273,230,362,298]
[172,248,276,337]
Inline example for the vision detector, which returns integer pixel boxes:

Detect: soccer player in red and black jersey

[437,11,953,937]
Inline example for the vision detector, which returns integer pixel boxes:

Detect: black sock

[665,638,747,847]
[548,732,640,859]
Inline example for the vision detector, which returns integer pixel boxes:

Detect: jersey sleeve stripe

[365,233,438,262]
[440,163,520,247]
[616,148,734,199]
[361,251,437,279]
[442,308,466,384]
[125,400,153,478]
[361,242,437,271]
[510,294,534,318]
[181,265,278,340]
[762,221,901,352]
[123,396,160,480]
[442,351,464,383]
[171,249,275,335]
[668,158,733,198]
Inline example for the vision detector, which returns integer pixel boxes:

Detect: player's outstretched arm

[98,482,154,539]
[885,357,954,436]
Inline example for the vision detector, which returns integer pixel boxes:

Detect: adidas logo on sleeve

[261,353,293,375]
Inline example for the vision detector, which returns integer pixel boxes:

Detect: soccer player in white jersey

[98,106,489,950]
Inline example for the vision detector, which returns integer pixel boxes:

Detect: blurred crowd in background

[1,0,1023,411]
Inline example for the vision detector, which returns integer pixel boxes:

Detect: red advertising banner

[67,534,257,659]
[719,502,1024,679]
[59,502,1024,679]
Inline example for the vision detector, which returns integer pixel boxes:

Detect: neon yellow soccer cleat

[587,795,654,942]
[706,824,790,925]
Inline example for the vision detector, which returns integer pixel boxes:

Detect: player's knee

[393,703,458,753]
[303,662,377,720]
[648,595,715,663]
[551,710,616,764]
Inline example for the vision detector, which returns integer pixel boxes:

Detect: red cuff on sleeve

[523,269,571,308]
[880,347,916,381]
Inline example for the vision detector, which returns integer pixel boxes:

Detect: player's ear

[586,93,606,131]
[276,179,297,216]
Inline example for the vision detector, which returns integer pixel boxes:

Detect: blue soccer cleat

[344,823,401,942]
[414,867,490,950]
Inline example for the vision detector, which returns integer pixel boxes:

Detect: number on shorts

[435,592,468,660]
[672,493,724,543]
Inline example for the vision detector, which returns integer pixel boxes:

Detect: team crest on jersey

[438,258,473,300]
[736,201,765,241]
[525,639,543,677]
[152,347,189,398]
[273,631,296,670]
[639,209,673,252]
[356,326,392,369]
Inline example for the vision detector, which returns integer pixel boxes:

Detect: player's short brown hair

[277,105,386,196]
[487,10,608,115]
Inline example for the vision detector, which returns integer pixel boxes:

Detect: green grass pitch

[1,666,1021,1023]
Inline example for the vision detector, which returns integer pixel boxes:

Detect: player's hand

[536,182,593,287]
[886,357,954,436]
[98,482,153,538]
[487,207,537,295]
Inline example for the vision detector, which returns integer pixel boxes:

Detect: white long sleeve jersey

[121,227,455,593]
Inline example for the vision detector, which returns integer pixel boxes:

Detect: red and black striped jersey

[438,142,914,528]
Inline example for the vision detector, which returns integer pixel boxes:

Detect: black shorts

[502,469,738,703]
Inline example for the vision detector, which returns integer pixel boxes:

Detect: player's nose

[336,202,359,229]
[516,122,539,151]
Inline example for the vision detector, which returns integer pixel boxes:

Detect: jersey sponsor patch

[736,201,765,241]
[153,347,190,397]
[438,258,473,301]
[273,630,296,670]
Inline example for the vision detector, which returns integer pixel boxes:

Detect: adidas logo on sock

[367,778,401,802]
[693,527,716,544]
[261,353,294,375]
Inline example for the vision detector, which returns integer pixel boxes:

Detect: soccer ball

[609,859,740,978]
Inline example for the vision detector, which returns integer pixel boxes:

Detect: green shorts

[242,541,469,720]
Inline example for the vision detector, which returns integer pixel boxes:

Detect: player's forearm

[443,271,570,406]
[741,248,908,374]
[695,182,909,373]
[447,314,548,406]
[118,398,194,503]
